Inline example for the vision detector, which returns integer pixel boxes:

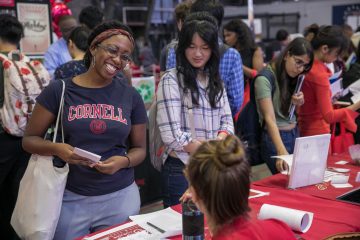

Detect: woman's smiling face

[92,34,133,80]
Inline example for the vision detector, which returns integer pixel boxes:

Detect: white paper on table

[331,183,353,188]
[249,189,269,199]
[258,204,313,233]
[335,160,349,165]
[331,174,349,184]
[130,208,182,238]
[271,154,293,174]
[82,221,159,240]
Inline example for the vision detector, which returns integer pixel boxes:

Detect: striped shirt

[165,42,244,116]
[156,69,234,164]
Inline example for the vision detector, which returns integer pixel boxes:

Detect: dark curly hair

[0,14,24,45]
[83,20,133,69]
[176,12,223,108]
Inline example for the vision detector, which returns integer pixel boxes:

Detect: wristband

[124,155,131,168]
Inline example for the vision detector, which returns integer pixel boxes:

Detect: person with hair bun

[298,25,360,137]
[183,135,296,239]
[54,26,90,79]
[23,21,147,239]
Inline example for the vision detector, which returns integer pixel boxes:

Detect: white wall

[224,0,360,34]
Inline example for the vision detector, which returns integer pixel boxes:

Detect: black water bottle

[182,200,204,240]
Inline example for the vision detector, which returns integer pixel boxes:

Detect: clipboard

[288,74,305,120]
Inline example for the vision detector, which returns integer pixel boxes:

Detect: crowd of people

[0,0,359,239]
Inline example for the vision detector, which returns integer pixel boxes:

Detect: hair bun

[214,135,246,169]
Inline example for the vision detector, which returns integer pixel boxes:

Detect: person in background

[157,12,234,207]
[256,38,313,174]
[265,29,290,62]
[75,5,132,85]
[22,21,147,239]
[44,15,78,78]
[223,19,264,109]
[340,41,360,143]
[298,25,360,138]
[183,135,296,240]
[79,5,104,30]
[0,14,29,240]
[166,0,244,117]
[159,1,191,77]
[54,26,90,80]
[138,40,157,76]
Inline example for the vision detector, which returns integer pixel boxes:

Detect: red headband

[90,29,135,49]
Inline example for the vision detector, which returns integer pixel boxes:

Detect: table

[78,153,360,240]
[253,153,360,201]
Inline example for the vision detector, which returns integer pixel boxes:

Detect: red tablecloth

[253,153,360,201]
[78,154,360,240]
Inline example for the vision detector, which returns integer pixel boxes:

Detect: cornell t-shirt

[36,78,147,196]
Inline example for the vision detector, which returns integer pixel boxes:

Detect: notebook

[288,134,331,189]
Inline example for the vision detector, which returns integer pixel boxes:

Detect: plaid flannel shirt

[156,69,234,164]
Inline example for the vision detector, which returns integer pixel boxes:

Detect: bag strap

[176,70,197,139]
[52,80,65,143]
[26,62,45,90]
[12,61,33,114]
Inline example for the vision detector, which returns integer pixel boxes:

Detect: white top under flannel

[156,69,234,165]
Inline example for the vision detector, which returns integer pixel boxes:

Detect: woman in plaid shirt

[156,12,234,208]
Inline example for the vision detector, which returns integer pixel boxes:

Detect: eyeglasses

[97,44,132,63]
[292,55,311,72]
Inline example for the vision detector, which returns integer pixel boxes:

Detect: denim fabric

[54,182,140,240]
[161,156,188,208]
[261,127,299,174]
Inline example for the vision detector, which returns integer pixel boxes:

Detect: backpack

[235,68,276,166]
[0,51,50,136]
[149,69,191,172]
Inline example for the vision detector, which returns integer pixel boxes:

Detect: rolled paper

[258,204,313,233]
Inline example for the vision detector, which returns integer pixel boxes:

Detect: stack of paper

[130,207,182,238]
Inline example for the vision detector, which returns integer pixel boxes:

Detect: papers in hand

[258,204,314,233]
[129,207,182,238]
[73,147,101,163]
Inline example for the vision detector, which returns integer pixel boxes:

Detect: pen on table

[146,222,165,233]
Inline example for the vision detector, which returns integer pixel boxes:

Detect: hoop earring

[91,56,96,68]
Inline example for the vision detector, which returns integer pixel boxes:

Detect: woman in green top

[255,37,313,174]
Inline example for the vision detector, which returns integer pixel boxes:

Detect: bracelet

[124,155,131,168]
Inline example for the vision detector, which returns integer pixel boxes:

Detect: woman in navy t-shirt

[23,21,147,239]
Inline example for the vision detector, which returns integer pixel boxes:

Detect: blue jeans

[261,127,299,174]
[161,156,188,208]
[54,182,140,240]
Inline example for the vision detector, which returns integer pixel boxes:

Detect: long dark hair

[273,37,314,115]
[83,21,133,69]
[223,19,257,52]
[176,13,223,108]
